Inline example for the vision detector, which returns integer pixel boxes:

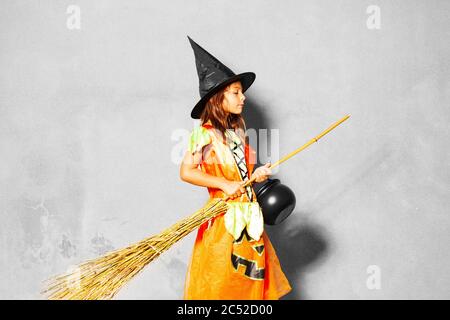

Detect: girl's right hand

[221,180,247,199]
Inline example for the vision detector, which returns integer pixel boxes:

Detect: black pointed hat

[188,36,256,119]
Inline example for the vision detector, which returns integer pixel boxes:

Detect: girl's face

[222,81,246,115]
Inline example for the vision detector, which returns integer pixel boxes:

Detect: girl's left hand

[251,163,272,183]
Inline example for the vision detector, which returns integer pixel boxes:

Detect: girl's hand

[251,163,272,183]
[221,180,247,199]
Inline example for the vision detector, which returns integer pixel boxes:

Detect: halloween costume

[183,37,291,300]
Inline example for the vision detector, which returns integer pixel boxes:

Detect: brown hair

[200,84,247,145]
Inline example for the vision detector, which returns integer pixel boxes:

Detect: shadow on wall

[265,217,330,300]
[263,143,394,300]
[242,97,271,169]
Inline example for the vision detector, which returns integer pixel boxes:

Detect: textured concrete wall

[1,0,449,299]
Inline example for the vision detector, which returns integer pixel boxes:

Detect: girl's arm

[180,150,225,189]
[180,150,245,198]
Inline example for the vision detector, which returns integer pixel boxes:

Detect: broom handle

[224,114,350,200]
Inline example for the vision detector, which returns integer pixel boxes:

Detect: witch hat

[188,36,256,119]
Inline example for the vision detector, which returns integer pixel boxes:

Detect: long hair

[200,84,247,145]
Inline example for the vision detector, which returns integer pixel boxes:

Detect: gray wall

[1,0,449,299]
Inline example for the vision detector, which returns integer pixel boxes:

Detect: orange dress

[183,121,292,300]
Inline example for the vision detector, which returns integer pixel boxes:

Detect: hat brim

[190,72,256,119]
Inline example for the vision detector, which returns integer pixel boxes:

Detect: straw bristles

[42,198,229,300]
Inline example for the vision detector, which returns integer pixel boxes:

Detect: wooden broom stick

[236,114,351,191]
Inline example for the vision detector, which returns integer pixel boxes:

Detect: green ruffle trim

[188,126,212,154]
[224,201,264,241]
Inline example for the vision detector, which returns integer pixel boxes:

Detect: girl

[180,37,291,300]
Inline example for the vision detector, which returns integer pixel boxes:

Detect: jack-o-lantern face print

[231,229,265,280]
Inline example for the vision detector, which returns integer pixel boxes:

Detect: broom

[42,115,350,300]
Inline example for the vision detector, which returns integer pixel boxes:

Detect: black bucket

[255,178,296,225]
